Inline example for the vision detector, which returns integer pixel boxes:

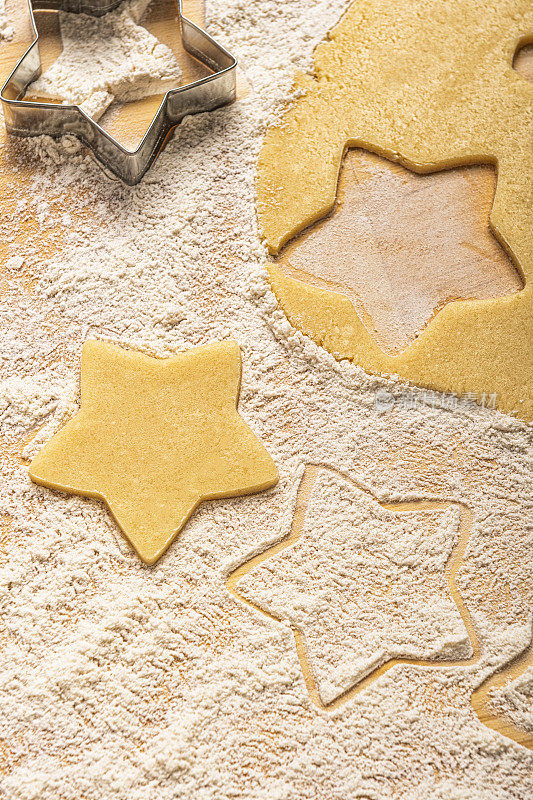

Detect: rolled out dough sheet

[257,0,533,419]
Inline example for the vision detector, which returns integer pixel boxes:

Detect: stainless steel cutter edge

[0,0,237,184]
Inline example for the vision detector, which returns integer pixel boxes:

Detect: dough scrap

[257,0,533,419]
[29,340,279,565]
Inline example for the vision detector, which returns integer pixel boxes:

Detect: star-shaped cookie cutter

[0,0,237,184]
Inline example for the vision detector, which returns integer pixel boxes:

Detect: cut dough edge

[257,1,533,420]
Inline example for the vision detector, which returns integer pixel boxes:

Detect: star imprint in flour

[230,466,477,706]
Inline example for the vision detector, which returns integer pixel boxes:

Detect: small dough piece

[29,340,278,565]
[257,0,533,419]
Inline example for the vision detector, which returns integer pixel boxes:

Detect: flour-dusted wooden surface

[278,151,522,354]
[0,1,532,751]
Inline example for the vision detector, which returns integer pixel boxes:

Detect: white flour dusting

[237,468,470,705]
[0,0,13,41]
[28,0,182,120]
[490,668,533,734]
[0,1,532,799]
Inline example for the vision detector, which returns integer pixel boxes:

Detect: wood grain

[277,150,522,353]
[0,0,532,753]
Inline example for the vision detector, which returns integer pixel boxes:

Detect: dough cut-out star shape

[29,340,278,565]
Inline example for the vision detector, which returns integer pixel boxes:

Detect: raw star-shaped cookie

[29,340,278,565]
[234,468,473,705]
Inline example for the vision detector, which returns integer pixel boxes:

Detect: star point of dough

[29,340,279,565]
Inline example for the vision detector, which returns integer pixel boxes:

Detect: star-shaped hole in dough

[29,340,279,565]
[26,0,183,122]
[276,151,522,354]
[230,466,477,707]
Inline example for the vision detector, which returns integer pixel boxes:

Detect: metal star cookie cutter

[0,0,237,184]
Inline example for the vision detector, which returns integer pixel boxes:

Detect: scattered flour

[0,0,13,41]
[490,668,533,734]
[28,0,182,120]
[0,1,532,799]
[237,467,471,705]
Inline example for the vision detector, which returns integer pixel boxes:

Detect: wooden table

[0,0,531,753]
